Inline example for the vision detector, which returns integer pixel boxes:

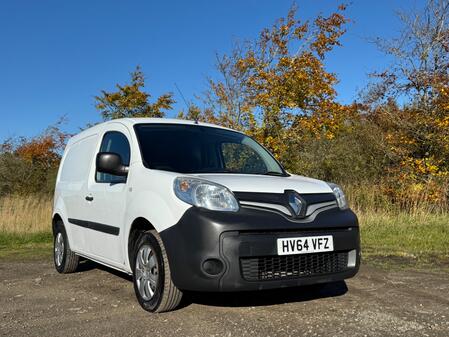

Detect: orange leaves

[234,5,348,121]
[390,156,448,206]
[152,93,176,117]
[437,116,449,128]
[16,136,59,166]
[370,92,449,205]
[0,122,68,195]
[364,0,449,201]
[434,83,449,113]
[399,158,442,177]
[293,22,309,40]
[191,5,352,160]
[293,102,356,141]
[95,66,175,120]
[1,122,68,169]
[311,9,349,59]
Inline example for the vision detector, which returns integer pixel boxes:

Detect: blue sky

[0,0,424,141]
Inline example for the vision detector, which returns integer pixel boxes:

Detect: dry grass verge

[0,194,52,233]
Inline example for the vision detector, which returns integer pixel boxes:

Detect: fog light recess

[202,259,224,276]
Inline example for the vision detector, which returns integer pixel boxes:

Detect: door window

[96,131,130,183]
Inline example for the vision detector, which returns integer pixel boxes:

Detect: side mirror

[96,152,129,176]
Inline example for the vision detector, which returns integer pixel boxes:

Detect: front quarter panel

[123,166,190,269]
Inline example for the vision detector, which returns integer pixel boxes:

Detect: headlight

[327,183,348,210]
[174,177,239,212]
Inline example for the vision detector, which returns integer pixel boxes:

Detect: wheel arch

[127,217,155,269]
[52,213,63,235]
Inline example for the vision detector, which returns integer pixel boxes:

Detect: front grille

[240,251,349,281]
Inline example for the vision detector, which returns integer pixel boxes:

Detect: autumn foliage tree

[181,1,448,208]
[95,66,175,120]
[364,0,449,205]
[188,5,352,136]
[0,121,68,195]
[181,5,364,177]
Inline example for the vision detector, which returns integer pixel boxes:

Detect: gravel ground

[0,259,448,337]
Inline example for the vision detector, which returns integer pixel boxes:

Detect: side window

[96,131,131,183]
[221,142,267,174]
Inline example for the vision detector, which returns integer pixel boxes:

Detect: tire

[54,221,79,274]
[132,230,183,313]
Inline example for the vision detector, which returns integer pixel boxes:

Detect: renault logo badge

[286,191,306,218]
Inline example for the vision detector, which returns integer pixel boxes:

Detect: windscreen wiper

[263,171,285,176]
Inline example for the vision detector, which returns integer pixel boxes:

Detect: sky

[0,0,425,141]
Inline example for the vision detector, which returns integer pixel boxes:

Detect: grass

[358,212,449,269]
[345,183,449,268]
[0,193,448,269]
[0,195,53,260]
[0,194,52,233]
[0,232,52,260]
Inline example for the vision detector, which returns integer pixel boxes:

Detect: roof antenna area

[175,83,199,124]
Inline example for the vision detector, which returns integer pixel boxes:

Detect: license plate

[277,235,334,255]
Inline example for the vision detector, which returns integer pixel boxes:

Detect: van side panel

[54,134,99,252]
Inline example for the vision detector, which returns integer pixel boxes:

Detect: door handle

[85,195,94,202]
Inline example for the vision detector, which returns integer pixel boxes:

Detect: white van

[53,118,360,312]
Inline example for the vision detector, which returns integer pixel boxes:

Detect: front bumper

[160,206,360,292]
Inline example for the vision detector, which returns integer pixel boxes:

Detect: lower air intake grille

[240,251,349,281]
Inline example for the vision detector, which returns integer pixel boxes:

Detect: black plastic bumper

[160,206,360,292]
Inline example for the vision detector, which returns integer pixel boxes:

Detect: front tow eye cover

[202,259,224,276]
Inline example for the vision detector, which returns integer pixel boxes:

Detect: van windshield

[134,124,286,176]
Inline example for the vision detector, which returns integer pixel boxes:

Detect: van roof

[122,117,235,130]
[67,118,239,146]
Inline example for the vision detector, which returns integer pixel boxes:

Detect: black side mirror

[96,152,129,176]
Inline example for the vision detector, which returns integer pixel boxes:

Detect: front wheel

[132,230,183,313]
[54,221,79,273]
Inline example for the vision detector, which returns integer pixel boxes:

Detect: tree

[0,120,68,195]
[366,0,449,108]
[365,0,449,204]
[181,5,354,164]
[95,66,175,120]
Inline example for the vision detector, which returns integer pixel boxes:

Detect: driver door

[84,124,131,266]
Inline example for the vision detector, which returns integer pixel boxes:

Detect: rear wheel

[54,221,79,273]
[132,230,183,313]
